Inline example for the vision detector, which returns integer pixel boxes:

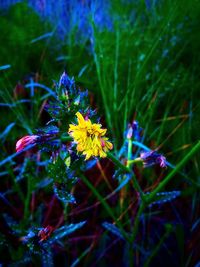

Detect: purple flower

[132,121,142,141]
[126,121,142,141]
[59,71,75,89]
[140,151,167,168]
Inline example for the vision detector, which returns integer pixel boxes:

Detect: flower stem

[120,139,133,210]
[107,152,145,202]
[79,173,131,243]
[143,225,172,267]
[127,158,142,166]
[130,202,144,243]
[60,135,145,200]
[127,139,132,168]
[147,140,200,204]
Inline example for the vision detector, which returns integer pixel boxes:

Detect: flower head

[16,135,39,152]
[68,112,113,160]
[140,151,167,168]
[59,71,73,88]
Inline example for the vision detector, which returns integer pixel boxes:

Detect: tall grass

[0,0,200,266]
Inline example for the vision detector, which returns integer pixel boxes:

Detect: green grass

[0,0,200,266]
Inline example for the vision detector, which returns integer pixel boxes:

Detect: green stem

[144,226,172,267]
[127,139,133,168]
[107,152,145,202]
[130,202,145,243]
[147,140,200,204]
[113,28,119,112]
[79,173,131,243]
[60,135,145,201]
[127,158,142,166]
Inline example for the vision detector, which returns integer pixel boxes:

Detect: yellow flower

[68,112,113,160]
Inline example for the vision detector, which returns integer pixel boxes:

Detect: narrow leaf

[102,222,124,240]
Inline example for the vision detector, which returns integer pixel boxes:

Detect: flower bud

[140,151,167,168]
[16,135,39,152]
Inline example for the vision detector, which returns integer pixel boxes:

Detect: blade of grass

[147,140,200,203]
[79,173,131,243]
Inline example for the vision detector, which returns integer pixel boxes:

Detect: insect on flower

[68,112,113,160]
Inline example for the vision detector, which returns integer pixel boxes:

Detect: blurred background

[0,0,200,266]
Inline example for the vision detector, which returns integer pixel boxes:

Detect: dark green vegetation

[0,1,200,266]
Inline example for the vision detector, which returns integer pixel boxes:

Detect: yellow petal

[105,141,113,150]
[100,150,107,158]
[69,112,112,160]
[76,112,86,126]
